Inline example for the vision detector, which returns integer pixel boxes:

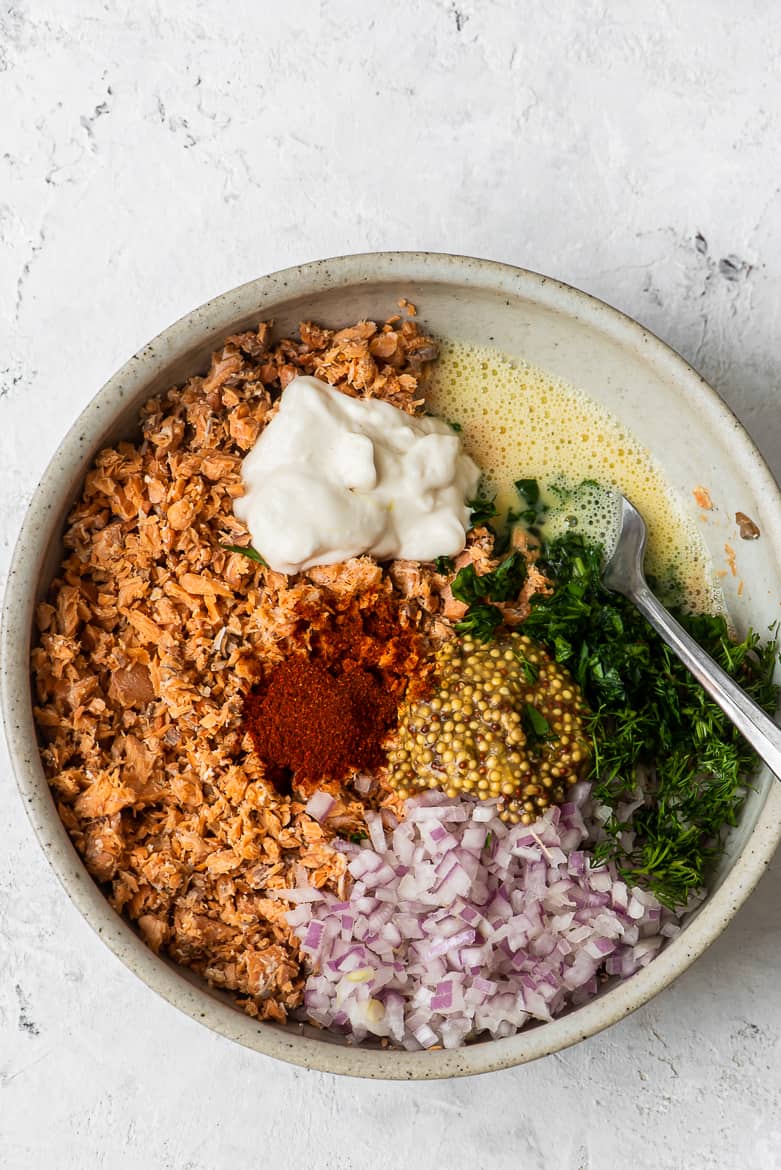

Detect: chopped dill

[523,531,779,907]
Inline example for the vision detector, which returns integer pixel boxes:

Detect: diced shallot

[287,793,682,1050]
[305,789,335,823]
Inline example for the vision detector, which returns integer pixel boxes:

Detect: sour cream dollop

[234,376,481,574]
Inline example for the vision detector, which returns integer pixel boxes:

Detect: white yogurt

[234,376,481,574]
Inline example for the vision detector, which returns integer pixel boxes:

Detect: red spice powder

[244,658,397,794]
[243,579,436,796]
[297,591,434,704]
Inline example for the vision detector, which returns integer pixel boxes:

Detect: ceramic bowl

[3,252,781,1079]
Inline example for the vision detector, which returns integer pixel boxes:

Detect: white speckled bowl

[3,253,781,1079]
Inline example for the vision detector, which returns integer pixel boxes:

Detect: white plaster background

[1,1,780,1167]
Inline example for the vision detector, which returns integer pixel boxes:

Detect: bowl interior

[6,254,781,1078]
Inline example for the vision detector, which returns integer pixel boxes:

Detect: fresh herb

[547,479,571,503]
[467,493,498,528]
[515,478,540,506]
[448,420,463,433]
[484,830,493,850]
[222,543,267,565]
[489,551,528,601]
[513,649,540,684]
[455,600,503,641]
[514,477,548,527]
[522,702,555,746]
[349,831,368,844]
[524,531,779,906]
[451,552,527,606]
[451,552,528,641]
[434,555,455,575]
[451,564,488,605]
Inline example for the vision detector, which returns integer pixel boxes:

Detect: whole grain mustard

[386,634,591,823]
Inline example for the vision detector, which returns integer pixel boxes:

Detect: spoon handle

[632,583,781,779]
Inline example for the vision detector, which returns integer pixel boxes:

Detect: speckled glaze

[3,252,781,1080]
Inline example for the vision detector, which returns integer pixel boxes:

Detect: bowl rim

[4,250,781,1080]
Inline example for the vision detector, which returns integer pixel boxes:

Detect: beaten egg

[427,339,723,615]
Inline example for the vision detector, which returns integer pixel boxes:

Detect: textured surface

[2,1,780,1167]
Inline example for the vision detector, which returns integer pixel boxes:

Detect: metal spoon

[602,494,781,780]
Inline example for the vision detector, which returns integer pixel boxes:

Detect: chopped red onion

[302,920,325,955]
[288,792,683,1049]
[305,789,335,823]
[353,773,374,796]
[365,811,388,854]
[285,904,313,927]
[270,886,325,904]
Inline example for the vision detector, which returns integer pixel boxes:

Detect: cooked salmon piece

[31,313,447,1022]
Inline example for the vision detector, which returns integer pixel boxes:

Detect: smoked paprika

[243,657,398,795]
